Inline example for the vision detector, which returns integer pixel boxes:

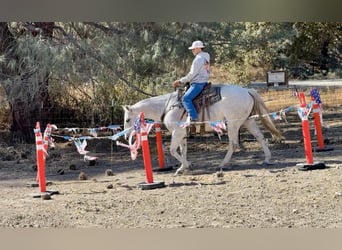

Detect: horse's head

[122,105,135,138]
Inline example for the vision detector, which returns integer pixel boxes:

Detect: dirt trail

[0,108,341,228]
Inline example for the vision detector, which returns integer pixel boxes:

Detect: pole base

[26,181,53,188]
[138,181,165,190]
[296,162,326,171]
[313,147,334,152]
[32,190,60,198]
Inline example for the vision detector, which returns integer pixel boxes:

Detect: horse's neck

[134,95,171,121]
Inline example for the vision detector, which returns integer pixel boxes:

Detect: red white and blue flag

[209,121,226,134]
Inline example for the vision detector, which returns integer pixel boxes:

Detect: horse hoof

[174,167,190,176]
[217,166,232,171]
[174,168,183,176]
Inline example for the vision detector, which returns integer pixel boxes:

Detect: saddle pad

[194,85,221,107]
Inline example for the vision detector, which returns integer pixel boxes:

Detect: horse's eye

[125,118,130,123]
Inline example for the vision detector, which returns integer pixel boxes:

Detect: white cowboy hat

[188,40,205,50]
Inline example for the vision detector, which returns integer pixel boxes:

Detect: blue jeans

[182,82,207,120]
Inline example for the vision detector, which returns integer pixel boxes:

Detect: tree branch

[53,23,154,97]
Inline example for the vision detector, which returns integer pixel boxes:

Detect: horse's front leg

[179,137,187,160]
[169,130,189,175]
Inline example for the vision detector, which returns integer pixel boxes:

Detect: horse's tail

[248,88,284,142]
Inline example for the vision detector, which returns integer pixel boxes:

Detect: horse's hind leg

[243,119,272,164]
[218,124,240,168]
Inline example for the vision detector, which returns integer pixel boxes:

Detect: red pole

[298,92,313,164]
[312,102,325,150]
[36,123,51,181]
[34,122,46,192]
[155,123,165,169]
[139,113,154,184]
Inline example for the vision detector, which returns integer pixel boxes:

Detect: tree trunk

[0,22,54,143]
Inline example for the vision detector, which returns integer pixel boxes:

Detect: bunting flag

[89,128,98,137]
[133,114,142,132]
[116,130,141,160]
[310,88,322,104]
[310,88,329,128]
[108,124,121,130]
[293,86,299,97]
[66,127,80,133]
[73,138,89,155]
[115,114,155,160]
[132,114,155,134]
[297,105,312,121]
[84,155,98,161]
[62,125,121,135]
[43,124,54,142]
[271,112,282,120]
[209,121,226,134]
[108,127,132,141]
[43,124,57,154]
[178,121,190,128]
[144,121,155,134]
[283,106,295,113]
[279,106,295,123]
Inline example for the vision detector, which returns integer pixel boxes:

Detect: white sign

[268,72,285,83]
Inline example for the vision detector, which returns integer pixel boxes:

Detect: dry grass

[257,86,342,112]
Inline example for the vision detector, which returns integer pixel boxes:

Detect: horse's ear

[122,105,131,112]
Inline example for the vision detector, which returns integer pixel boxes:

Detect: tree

[285,22,342,78]
[1,22,215,142]
[0,22,55,142]
[2,22,342,143]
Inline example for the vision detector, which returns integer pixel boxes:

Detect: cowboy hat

[188,40,205,50]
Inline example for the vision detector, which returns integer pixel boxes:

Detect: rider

[172,40,210,123]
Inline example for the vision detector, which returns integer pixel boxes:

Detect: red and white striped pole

[296,93,326,171]
[140,113,154,184]
[35,123,52,182]
[313,102,324,150]
[34,122,46,192]
[298,92,313,164]
[137,113,165,190]
[154,123,173,172]
[312,102,333,152]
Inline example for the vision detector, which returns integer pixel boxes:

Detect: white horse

[123,84,283,175]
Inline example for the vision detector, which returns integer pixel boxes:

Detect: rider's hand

[172,80,180,88]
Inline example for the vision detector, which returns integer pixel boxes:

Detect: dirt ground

[0,107,341,228]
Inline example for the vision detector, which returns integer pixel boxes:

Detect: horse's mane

[129,92,176,122]
[134,92,173,106]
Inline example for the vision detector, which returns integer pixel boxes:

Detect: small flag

[89,128,97,137]
[74,138,89,155]
[209,121,226,134]
[271,112,282,120]
[178,121,190,128]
